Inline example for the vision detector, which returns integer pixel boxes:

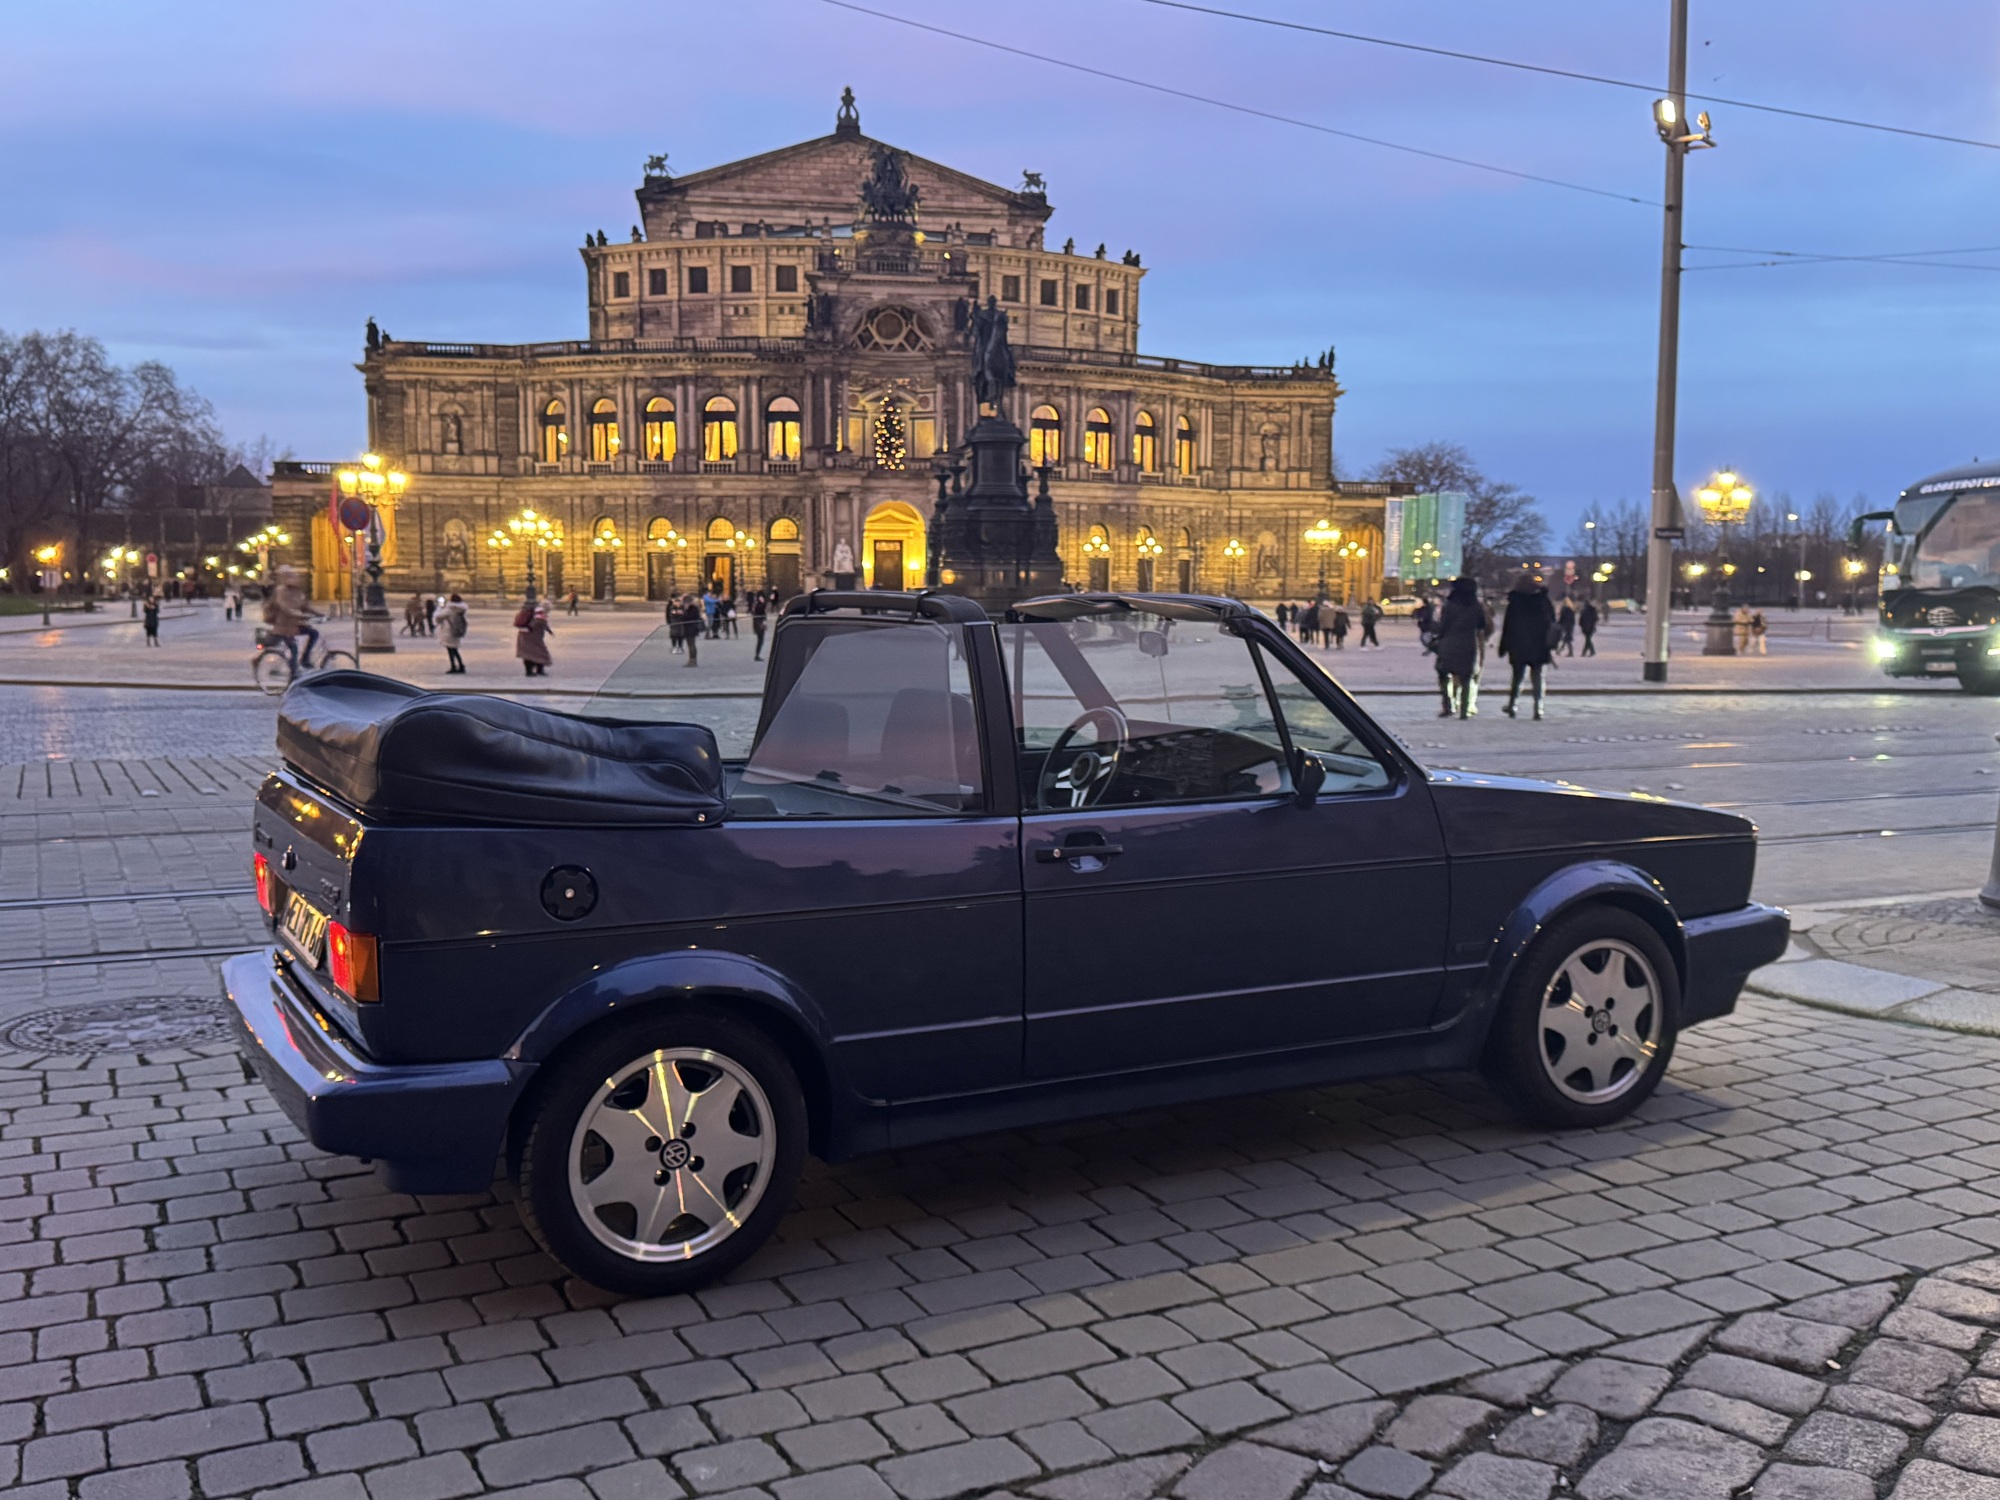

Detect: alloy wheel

[1537,937,1661,1105]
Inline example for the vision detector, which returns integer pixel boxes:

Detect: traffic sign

[1654,526,1685,541]
[339,498,373,532]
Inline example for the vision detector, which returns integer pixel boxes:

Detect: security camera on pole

[1640,0,1716,683]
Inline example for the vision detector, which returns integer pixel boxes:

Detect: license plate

[281,890,329,964]
[1925,661,1956,672]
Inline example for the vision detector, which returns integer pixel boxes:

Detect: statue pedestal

[934,413,1065,616]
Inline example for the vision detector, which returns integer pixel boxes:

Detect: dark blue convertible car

[226,592,1787,1294]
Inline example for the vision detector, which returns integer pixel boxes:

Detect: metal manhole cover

[1,997,235,1056]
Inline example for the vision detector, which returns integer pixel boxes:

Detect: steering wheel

[1038,706,1129,809]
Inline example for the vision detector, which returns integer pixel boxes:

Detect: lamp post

[1694,470,1752,654]
[506,508,562,603]
[486,530,513,598]
[1222,537,1246,598]
[1335,538,1368,604]
[1303,518,1340,603]
[651,528,688,600]
[1785,510,1809,610]
[336,453,408,654]
[592,527,625,604]
[34,545,61,625]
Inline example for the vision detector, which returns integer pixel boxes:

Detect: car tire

[515,1009,806,1296]
[1485,906,1680,1129]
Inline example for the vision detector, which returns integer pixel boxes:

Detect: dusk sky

[3,1,1997,536]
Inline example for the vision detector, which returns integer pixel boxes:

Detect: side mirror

[1137,629,1169,659]
[1292,750,1326,807]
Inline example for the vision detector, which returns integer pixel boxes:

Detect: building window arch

[768,516,801,543]
[1082,523,1112,593]
[589,398,621,462]
[702,396,738,462]
[642,397,677,462]
[1030,404,1062,467]
[765,395,801,461]
[540,400,568,465]
[706,516,738,543]
[1083,407,1114,470]
[1132,410,1157,472]
[1175,414,1197,476]
[1176,527,1196,592]
[1134,527,1164,593]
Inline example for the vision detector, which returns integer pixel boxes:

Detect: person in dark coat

[515,600,553,676]
[1556,599,1576,656]
[1330,605,1350,649]
[1432,577,1489,718]
[1578,599,1600,656]
[1498,571,1557,718]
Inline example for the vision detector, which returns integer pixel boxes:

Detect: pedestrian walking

[1498,571,1557,720]
[722,593,739,638]
[1750,608,1768,655]
[403,593,424,636]
[437,594,468,673]
[702,587,721,640]
[680,595,703,667]
[1578,599,1599,656]
[1276,602,1292,632]
[142,594,161,646]
[1330,605,1350,650]
[667,594,685,654]
[1557,600,1576,656]
[565,589,580,617]
[1414,595,1436,644]
[751,591,769,661]
[1359,599,1382,649]
[516,599,553,676]
[423,596,438,635]
[1432,577,1489,719]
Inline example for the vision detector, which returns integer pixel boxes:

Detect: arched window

[702,396,738,462]
[1135,528,1163,593]
[642,397,676,462]
[768,517,801,543]
[1084,408,1114,470]
[1030,405,1062,467]
[1132,411,1157,472]
[1082,523,1112,593]
[765,396,801,461]
[707,516,737,543]
[1176,527,1195,592]
[540,400,568,465]
[589,398,620,462]
[1175,414,1197,477]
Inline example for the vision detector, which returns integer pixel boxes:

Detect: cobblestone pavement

[13,1001,2000,1498]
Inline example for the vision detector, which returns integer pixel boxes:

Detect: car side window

[1005,616,1292,810]
[1258,645,1393,795]
[734,622,983,817]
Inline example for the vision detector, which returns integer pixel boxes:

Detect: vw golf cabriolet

[227,592,1787,1294]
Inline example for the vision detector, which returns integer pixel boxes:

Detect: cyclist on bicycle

[262,565,323,669]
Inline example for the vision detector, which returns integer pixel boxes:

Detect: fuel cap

[540,866,597,922]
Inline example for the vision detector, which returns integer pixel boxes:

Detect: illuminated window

[707,516,736,542]
[769,517,801,543]
[612,271,631,299]
[702,396,738,461]
[589,399,620,462]
[1039,279,1058,307]
[765,396,801,461]
[1132,411,1156,471]
[1106,289,1121,316]
[1030,405,1062,467]
[775,264,798,293]
[643,397,676,462]
[687,266,710,293]
[647,268,667,295]
[730,265,752,293]
[540,400,568,465]
[1083,408,1113,470]
[1175,415,1197,476]
[1001,275,1021,302]
[1075,284,1091,311]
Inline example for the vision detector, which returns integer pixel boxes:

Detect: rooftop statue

[859,146,921,225]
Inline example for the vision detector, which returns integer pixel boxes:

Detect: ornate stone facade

[272,95,1397,604]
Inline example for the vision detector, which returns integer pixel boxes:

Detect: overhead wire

[819,0,1656,205]
[1139,0,2000,153]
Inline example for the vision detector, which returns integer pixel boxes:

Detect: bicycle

[252,628,357,695]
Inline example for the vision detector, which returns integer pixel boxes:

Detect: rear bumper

[1681,902,1790,1026]
[223,950,529,1193]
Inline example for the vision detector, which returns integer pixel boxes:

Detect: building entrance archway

[862,501,926,591]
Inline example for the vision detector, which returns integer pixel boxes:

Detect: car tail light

[253,852,275,915]
[327,921,380,1002]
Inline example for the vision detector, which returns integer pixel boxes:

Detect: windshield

[1899,492,2000,591]
[582,623,765,757]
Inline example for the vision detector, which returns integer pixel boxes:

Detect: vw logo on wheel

[657,1138,692,1171]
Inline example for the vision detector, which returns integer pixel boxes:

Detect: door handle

[1035,841,1125,863]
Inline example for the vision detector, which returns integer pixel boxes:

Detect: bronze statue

[858,146,921,225]
[970,296,1016,408]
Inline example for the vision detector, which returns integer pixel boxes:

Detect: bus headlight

[1987,633,2000,656]
[1873,637,1902,662]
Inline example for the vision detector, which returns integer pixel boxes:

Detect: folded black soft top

[276,672,724,827]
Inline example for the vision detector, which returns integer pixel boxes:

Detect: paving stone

[1657,1388,1795,1446]
[770,1468,897,1500]
[1784,1410,1910,1476]
[1912,1281,2000,1327]
[1682,1353,1827,1415]
[1548,1358,1672,1420]
[1888,1459,2000,1497]
[1170,1441,1318,1500]
[1578,1417,1766,1499]
[1378,1394,1494,1458]
[1830,1381,1936,1430]
[1753,1464,1877,1499]
[1931,1416,2000,1478]
[1885,1309,1986,1353]
[1337,1445,1433,1499]
[1431,1452,1556,1500]
[1079,1401,1200,1458]
[876,1437,1037,1500]
[1251,1401,1394,1463]
[1852,1340,1973,1403]
[1029,1453,1193,1500]
[1459,1361,1563,1406]
[1494,1403,1599,1467]
[1716,1313,1854,1374]
[1787,1284,1900,1330]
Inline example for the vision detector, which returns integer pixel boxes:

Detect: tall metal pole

[1641,0,1690,682]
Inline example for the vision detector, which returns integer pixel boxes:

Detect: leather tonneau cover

[276,671,724,826]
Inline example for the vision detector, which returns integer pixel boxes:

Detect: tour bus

[1857,460,2000,693]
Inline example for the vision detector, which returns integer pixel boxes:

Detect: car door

[1013,610,1448,1078]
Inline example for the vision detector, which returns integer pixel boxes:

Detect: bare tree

[1369,441,1549,579]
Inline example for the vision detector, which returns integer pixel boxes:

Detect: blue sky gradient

[3,0,1996,532]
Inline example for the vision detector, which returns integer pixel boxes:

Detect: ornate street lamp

[1693,469,1752,655]
[1222,537,1246,598]
[592,524,625,603]
[336,453,408,654]
[486,530,513,597]
[505,507,563,603]
[651,527,688,599]
[1303,518,1341,602]
[33,544,61,625]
